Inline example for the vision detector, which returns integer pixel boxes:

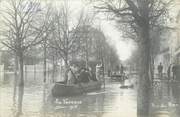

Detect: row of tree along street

[0,0,120,115]
[94,0,174,116]
[0,0,175,117]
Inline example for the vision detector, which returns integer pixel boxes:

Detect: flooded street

[0,76,137,117]
[151,80,180,117]
[1,74,180,117]
[1,0,180,116]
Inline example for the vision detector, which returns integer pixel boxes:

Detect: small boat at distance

[51,81,102,97]
[111,74,128,82]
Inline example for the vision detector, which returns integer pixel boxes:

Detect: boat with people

[110,64,128,82]
[111,73,128,82]
[51,81,102,97]
[51,60,104,97]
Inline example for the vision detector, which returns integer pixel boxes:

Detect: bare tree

[77,12,99,68]
[40,4,54,83]
[95,0,173,116]
[48,4,86,83]
[77,25,94,67]
[1,0,49,114]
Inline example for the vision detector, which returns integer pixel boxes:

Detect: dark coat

[158,65,163,73]
[79,71,90,83]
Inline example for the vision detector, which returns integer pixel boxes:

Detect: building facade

[155,0,180,74]
[168,0,180,64]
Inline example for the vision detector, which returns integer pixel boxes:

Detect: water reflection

[16,86,24,116]
[151,80,180,117]
[171,83,180,116]
[42,81,137,117]
[0,74,136,117]
[44,94,105,117]
[3,73,180,117]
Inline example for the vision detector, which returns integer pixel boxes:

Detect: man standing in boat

[96,63,101,81]
[67,66,75,85]
[89,67,97,81]
[96,62,104,84]
[67,64,78,85]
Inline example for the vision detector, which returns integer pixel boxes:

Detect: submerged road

[0,76,137,117]
[1,75,180,117]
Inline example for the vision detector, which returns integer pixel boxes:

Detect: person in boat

[86,67,97,82]
[67,65,77,85]
[79,68,90,83]
[96,62,105,82]
[96,63,102,81]
[89,67,98,81]
[73,65,81,84]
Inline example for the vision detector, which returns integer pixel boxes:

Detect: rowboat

[51,81,102,97]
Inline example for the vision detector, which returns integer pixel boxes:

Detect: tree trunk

[17,52,24,114]
[137,45,151,117]
[34,65,36,81]
[13,55,18,104]
[25,65,27,82]
[18,52,24,87]
[137,26,152,117]
[52,55,55,83]
[17,85,24,116]
[64,54,68,83]
[43,83,47,104]
[150,55,154,84]
[43,42,47,83]
[85,38,89,68]
[85,51,89,68]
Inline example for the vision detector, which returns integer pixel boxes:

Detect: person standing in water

[157,62,163,79]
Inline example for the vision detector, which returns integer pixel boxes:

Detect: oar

[69,68,86,94]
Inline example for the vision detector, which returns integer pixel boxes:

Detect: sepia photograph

[0,0,180,117]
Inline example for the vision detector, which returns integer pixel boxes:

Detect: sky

[30,0,135,61]
[75,0,135,61]
[100,20,134,61]
[54,0,134,61]
[0,0,135,61]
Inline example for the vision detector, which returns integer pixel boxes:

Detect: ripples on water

[0,76,137,117]
[1,74,180,117]
[151,80,180,117]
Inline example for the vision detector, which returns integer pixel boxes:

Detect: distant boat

[110,74,128,82]
[51,81,102,97]
[120,84,134,89]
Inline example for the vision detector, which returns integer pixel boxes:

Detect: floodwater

[1,73,180,117]
[0,74,137,117]
[151,79,180,117]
